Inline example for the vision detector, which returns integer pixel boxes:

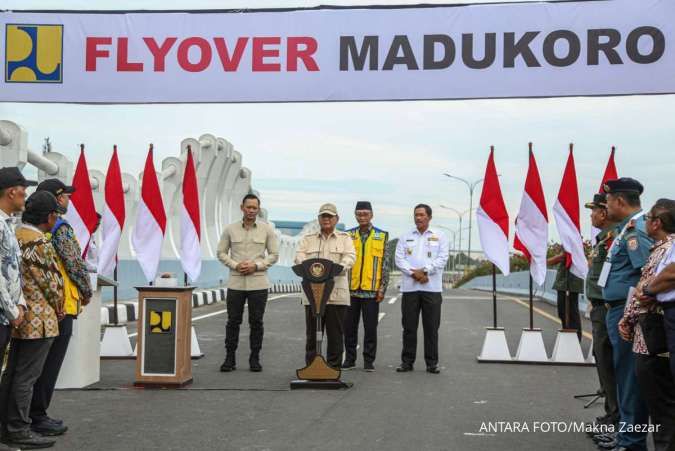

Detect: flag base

[190,326,204,359]
[514,328,548,362]
[100,324,135,359]
[477,327,512,362]
[551,329,585,363]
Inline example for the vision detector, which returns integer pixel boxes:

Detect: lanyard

[597,211,644,288]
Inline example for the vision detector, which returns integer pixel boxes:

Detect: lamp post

[443,174,485,270]
[439,205,474,271]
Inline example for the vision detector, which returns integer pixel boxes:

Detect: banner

[2,0,675,103]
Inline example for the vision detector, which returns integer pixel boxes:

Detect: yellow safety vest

[56,256,81,316]
[348,227,388,292]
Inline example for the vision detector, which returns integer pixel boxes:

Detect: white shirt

[395,226,449,293]
[656,243,675,303]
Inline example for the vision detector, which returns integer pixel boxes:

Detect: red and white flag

[591,147,619,242]
[514,145,549,286]
[552,145,588,280]
[132,146,166,284]
[180,146,201,282]
[476,147,510,276]
[98,146,126,277]
[63,145,98,256]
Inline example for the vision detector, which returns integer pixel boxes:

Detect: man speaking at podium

[295,203,355,369]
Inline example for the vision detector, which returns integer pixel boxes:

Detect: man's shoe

[364,362,375,372]
[596,438,618,449]
[31,420,67,436]
[0,441,20,451]
[593,432,616,443]
[4,429,55,449]
[426,366,441,374]
[396,364,413,372]
[341,361,356,370]
[220,355,236,372]
[249,357,262,372]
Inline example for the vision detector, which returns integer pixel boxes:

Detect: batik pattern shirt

[15,225,64,339]
[50,221,92,301]
[0,210,26,325]
[621,234,675,355]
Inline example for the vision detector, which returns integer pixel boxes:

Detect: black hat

[36,178,75,197]
[585,193,607,209]
[24,191,66,216]
[0,167,37,190]
[355,201,373,212]
[603,177,644,195]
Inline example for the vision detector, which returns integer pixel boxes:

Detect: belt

[605,299,626,308]
[588,298,605,307]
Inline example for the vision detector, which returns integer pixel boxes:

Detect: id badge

[597,261,611,288]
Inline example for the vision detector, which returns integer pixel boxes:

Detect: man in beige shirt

[217,194,279,372]
[295,203,356,368]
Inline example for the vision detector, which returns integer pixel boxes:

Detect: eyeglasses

[645,214,660,222]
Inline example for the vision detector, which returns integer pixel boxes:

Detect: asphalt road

[49,288,609,451]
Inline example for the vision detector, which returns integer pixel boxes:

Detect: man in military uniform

[584,193,619,437]
[295,203,356,369]
[599,178,652,451]
[547,245,584,341]
[342,201,391,372]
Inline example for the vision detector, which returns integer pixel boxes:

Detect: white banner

[2,0,675,103]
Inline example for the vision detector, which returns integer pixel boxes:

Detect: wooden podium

[134,286,194,387]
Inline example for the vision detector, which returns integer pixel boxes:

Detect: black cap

[355,201,373,212]
[585,193,607,209]
[24,191,66,216]
[0,167,37,190]
[36,178,75,197]
[603,177,644,196]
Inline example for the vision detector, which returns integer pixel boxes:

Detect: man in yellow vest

[342,201,391,372]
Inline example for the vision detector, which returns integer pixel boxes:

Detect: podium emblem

[310,262,325,278]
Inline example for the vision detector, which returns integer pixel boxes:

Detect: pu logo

[149,310,172,334]
[5,24,63,83]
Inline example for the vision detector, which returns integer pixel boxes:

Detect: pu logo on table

[5,24,63,83]
[149,310,172,334]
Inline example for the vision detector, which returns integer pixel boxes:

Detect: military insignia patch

[627,237,639,251]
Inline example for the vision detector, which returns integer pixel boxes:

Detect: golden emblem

[310,262,325,278]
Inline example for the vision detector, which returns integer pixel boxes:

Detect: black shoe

[249,357,262,372]
[220,355,236,372]
[3,429,55,449]
[31,420,67,436]
[396,364,413,372]
[596,439,618,449]
[364,362,375,372]
[593,432,616,443]
[0,442,20,451]
[426,366,441,374]
[341,361,356,370]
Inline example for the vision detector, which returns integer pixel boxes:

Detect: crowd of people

[0,168,94,450]
[549,178,675,451]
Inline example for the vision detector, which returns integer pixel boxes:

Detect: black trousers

[0,337,54,433]
[589,300,619,422]
[30,314,73,423]
[401,291,442,368]
[664,304,675,381]
[556,291,582,341]
[0,324,10,363]
[343,297,379,365]
[305,305,346,369]
[635,353,675,451]
[225,289,268,359]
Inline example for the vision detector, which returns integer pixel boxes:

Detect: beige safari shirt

[217,221,279,291]
[294,230,356,306]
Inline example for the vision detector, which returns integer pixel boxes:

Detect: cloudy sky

[2,0,673,253]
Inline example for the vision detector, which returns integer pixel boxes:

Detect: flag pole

[529,274,534,330]
[113,266,118,325]
[492,264,497,329]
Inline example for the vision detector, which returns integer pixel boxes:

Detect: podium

[290,258,351,389]
[55,274,117,389]
[134,286,194,387]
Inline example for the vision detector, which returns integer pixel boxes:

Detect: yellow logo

[5,24,63,83]
[149,310,172,334]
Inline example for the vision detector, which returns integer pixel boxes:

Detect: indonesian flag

[98,146,125,277]
[132,146,166,284]
[63,145,98,256]
[476,147,510,276]
[552,145,588,280]
[180,146,201,282]
[591,147,618,242]
[514,145,549,286]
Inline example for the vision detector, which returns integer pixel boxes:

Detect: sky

[2,0,673,253]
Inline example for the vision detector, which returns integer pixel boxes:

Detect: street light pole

[443,174,485,270]
[440,204,474,272]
